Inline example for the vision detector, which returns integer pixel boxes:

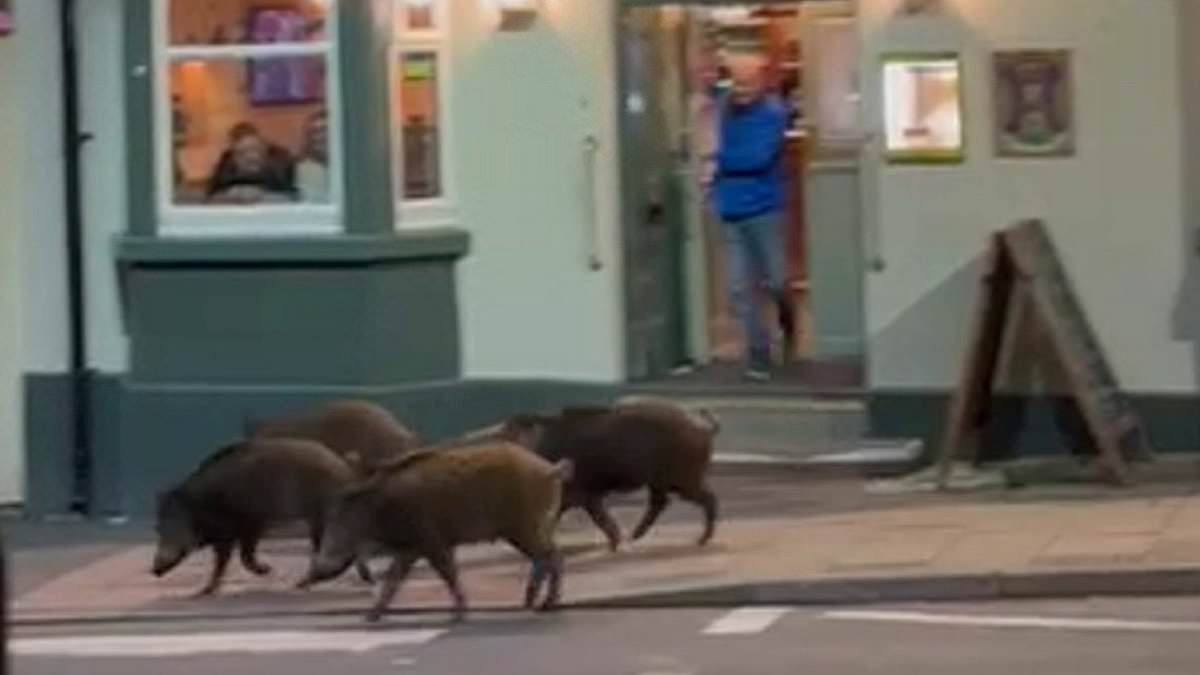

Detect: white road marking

[702,607,792,635]
[825,610,1200,633]
[11,629,446,658]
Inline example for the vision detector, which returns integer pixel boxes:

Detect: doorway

[618,1,866,391]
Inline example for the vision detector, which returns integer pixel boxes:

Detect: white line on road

[824,610,1200,634]
[11,629,446,658]
[702,607,792,635]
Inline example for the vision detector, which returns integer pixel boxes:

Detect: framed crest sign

[993,50,1075,158]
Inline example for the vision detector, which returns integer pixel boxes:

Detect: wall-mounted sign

[882,52,964,164]
[0,0,12,36]
[993,49,1075,158]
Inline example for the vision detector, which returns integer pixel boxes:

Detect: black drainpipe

[59,0,94,516]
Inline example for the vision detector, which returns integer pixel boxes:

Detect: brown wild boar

[299,442,572,623]
[152,437,372,596]
[498,400,720,552]
[243,399,421,473]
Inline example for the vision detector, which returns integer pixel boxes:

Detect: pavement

[13,597,1200,674]
[7,467,1200,626]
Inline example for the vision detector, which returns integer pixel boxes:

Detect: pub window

[393,0,453,226]
[159,0,341,235]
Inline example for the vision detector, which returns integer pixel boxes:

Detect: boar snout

[151,546,188,578]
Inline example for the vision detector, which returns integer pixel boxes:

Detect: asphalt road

[11,596,1200,674]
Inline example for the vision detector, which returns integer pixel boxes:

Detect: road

[11,596,1200,674]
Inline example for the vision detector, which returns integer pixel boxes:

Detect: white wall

[449,0,625,382]
[860,0,1190,393]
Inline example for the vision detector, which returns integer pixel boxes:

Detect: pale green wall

[859,0,1191,392]
[449,0,626,382]
[0,0,77,502]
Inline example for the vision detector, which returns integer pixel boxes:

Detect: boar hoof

[365,610,385,624]
[248,563,273,577]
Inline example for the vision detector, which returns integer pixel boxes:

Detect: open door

[619,6,689,380]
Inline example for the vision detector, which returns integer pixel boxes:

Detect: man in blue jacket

[713,53,794,380]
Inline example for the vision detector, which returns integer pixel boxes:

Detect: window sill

[116,227,470,265]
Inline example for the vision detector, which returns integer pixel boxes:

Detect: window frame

[391,0,456,229]
[152,0,345,237]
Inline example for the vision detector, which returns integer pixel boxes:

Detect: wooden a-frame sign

[936,219,1152,486]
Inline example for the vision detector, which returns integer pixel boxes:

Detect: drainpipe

[58,0,94,515]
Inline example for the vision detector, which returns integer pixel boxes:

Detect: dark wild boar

[300,442,572,623]
[244,399,421,473]
[498,400,720,552]
[152,437,372,596]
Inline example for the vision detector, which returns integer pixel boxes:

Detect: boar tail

[697,408,721,436]
[549,459,574,483]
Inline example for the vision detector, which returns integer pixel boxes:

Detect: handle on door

[582,134,603,271]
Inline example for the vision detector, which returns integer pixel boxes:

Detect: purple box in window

[246,8,324,106]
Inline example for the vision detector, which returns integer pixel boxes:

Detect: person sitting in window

[206,122,298,204]
[296,108,330,203]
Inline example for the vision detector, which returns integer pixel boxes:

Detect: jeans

[721,211,793,367]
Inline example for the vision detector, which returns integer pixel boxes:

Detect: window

[158,0,341,235]
[392,0,452,225]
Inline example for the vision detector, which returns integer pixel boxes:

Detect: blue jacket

[713,95,788,222]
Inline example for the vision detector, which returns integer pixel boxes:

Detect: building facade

[1,0,1198,516]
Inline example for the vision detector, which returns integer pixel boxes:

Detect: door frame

[614,0,870,382]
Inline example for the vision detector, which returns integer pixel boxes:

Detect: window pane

[169,0,329,47]
[395,0,437,33]
[394,52,442,200]
[170,57,332,206]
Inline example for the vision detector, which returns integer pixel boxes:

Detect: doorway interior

[619,1,865,391]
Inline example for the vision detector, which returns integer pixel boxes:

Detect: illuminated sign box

[882,53,964,164]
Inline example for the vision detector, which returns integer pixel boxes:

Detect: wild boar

[299,442,572,623]
[498,400,720,552]
[152,437,372,596]
[243,399,421,474]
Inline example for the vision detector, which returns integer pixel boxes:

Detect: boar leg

[238,532,272,576]
[426,548,467,623]
[582,498,622,552]
[366,553,418,623]
[521,547,563,612]
[353,558,375,585]
[678,483,719,546]
[540,549,564,612]
[630,488,670,542]
[195,540,234,597]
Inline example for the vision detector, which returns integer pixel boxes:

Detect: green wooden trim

[116,228,470,265]
[123,0,156,236]
[337,0,396,234]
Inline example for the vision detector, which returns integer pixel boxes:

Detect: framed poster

[882,52,964,164]
[0,0,12,36]
[993,49,1074,157]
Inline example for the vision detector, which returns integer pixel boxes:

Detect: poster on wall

[0,0,12,36]
[881,53,964,164]
[993,50,1075,158]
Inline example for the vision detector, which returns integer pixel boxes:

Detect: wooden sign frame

[937,219,1151,486]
